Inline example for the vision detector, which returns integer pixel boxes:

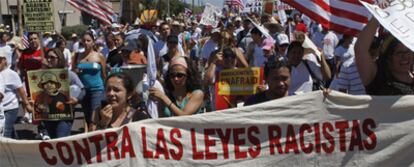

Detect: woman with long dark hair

[355,18,414,95]
[72,31,107,131]
[149,56,204,116]
[90,72,148,130]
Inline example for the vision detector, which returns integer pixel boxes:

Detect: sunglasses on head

[169,72,187,78]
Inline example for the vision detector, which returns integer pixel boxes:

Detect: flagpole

[167,0,170,17]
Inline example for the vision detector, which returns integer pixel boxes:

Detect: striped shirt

[336,58,365,95]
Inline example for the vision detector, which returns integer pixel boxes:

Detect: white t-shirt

[63,48,72,69]
[0,44,13,68]
[0,81,4,136]
[201,40,218,60]
[0,68,23,111]
[323,31,339,60]
[289,53,322,95]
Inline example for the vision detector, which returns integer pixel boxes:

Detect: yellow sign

[217,67,264,95]
[23,0,54,32]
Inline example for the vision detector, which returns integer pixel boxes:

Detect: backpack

[303,60,325,91]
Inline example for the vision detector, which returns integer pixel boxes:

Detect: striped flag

[22,31,29,49]
[226,0,245,10]
[281,0,375,36]
[67,0,114,25]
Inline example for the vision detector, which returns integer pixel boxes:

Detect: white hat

[0,48,7,58]
[235,17,242,21]
[276,33,290,46]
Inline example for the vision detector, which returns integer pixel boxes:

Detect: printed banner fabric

[1,91,414,166]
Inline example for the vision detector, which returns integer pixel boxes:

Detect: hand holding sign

[360,0,414,52]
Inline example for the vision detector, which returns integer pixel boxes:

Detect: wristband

[168,101,174,108]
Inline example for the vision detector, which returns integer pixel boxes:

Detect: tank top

[77,62,104,91]
[163,90,204,117]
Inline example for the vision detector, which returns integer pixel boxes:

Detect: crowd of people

[0,7,413,140]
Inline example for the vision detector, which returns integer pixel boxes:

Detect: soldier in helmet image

[34,72,70,119]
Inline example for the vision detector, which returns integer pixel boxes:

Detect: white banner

[200,3,222,27]
[360,1,414,52]
[2,91,414,166]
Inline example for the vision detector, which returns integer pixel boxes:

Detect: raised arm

[354,18,379,86]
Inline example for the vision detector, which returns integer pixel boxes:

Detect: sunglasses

[169,72,187,79]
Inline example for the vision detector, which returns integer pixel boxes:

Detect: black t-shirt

[106,47,123,67]
[244,91,270,106]
[366,68,414,95]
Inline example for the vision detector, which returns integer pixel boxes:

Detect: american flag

[22,31,29,49]
[226,0,245,10]
[281,0,375,36]
[67,0,114,25]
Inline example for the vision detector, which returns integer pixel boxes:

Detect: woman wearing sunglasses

[149,56,204,117]
[37,48,85,139]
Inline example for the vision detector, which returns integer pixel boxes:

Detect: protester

[244,60,291,106]
[0,49,33,138]
[355,18,414,95]
[287,41,331,94]
[72,31,107,130]
[55,38,72,69]
[38,48,85,139]
[149,56,204,117]
[18,32,45,123]
[90,72,148,130]
[106,32,125,68]
[205,48,243,110]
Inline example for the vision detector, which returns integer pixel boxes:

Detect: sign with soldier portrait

[27,69,72,121]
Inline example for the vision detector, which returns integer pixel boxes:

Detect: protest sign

[200,4,222,27]
[2,91,414,166]
[23,0,54,32]
[217,67,264,95]
[243,0,263,14]
[27,69,72,121]
[360,1,414,51]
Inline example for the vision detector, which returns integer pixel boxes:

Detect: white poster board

[360,1,414,52]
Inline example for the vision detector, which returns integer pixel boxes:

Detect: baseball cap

[262,37,275,51]
[276,33,290,46]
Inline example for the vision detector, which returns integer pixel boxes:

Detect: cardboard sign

[27,69,72,121]
[23,0,54,32]
[3,91,414,166]
[217,67,264,95]
[360,1,414,52]
[200,4,222,27]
